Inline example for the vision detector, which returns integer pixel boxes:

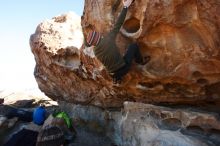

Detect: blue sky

[0,1,84,91]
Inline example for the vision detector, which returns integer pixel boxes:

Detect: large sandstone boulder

[30,0,220,108]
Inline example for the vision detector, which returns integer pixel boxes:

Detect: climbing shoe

[139,56,151,65]
[113,77,122,85]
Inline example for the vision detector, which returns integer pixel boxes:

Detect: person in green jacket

[85,0,150,84]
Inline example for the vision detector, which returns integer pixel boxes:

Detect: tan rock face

[30,1,220,108]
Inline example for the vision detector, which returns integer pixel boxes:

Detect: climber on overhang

[84,0,150,84]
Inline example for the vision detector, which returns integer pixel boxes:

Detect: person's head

[86,30,101,47]
[36,125,65,146]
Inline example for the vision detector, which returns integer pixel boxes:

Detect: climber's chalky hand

[123,0,133,8]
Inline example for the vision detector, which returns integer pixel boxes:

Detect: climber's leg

[111,43,150,84]
[124,43,150,65]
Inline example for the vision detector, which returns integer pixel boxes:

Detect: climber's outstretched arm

[110,0,133,35]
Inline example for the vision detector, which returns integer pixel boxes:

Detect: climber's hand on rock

[123,0,133,8]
